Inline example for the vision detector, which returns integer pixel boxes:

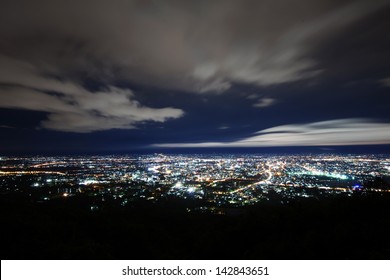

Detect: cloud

[0,125,14,129]
[0,55,184,133]
[0,0,388,94]
[153,118,390,147]
[379,77,390,87]
[0,1,388,133]
[253,97,277,108]
[218,125,230,130]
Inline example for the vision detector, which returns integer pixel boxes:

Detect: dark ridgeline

[1,192,390,260]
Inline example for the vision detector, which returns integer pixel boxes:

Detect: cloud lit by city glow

[153,119,390,148]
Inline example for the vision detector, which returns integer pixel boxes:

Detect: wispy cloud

[153,119,390,148]
[253,97,277,108]
[0,125,14,129]
[218,125,230,130]
[379,77,390,87]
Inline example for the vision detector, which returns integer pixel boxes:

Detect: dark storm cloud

[1,0,388,90]
[0,0,389,133]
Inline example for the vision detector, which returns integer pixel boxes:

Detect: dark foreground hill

[1,194,390,259]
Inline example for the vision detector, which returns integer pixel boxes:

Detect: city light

[0,154,389,211]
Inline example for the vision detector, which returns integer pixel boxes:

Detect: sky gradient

[1,0,390,154]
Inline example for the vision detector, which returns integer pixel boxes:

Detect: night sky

[1,0,390,155]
